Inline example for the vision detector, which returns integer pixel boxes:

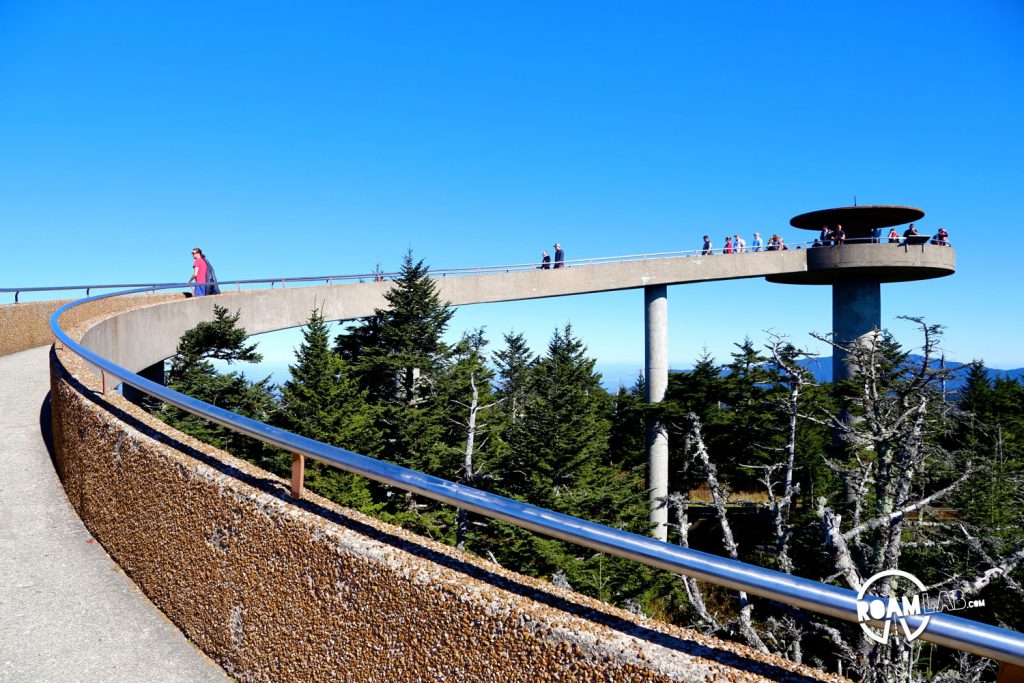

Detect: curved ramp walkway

[0,346,227,682]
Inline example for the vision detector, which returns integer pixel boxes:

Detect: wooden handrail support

[1000,664,1024,683]
[291,452,305,499]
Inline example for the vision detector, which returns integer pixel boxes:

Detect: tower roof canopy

[790,205,924,235]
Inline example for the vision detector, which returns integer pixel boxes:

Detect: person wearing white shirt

[734,234,746,253]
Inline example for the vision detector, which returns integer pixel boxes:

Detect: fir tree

[608,375,646,472]
[433,329,504,550]
[333,250,455,534]
[277,308,380,509]
[483,325,652,600]
[493,331,536,424]
[506,323,612,511]
[377,249,454,406]
[157,305,279,466]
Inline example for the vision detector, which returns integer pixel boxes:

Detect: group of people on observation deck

[702,232,786,255]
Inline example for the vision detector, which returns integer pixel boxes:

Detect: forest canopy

[150,252,1024,683]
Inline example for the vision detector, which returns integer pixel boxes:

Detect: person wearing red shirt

[189,247,208,296]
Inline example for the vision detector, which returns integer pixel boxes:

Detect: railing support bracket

[291,453,305,499]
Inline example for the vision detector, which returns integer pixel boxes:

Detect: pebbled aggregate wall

[0,294,183,357]
[46,300,849,683]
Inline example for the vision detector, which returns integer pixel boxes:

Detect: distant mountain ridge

[790,355,1024,388]
[639,356,1024,394]
[251,358,1024,395]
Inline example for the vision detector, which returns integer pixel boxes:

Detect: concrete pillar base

[832,280,881,384]
[645,285,669,541]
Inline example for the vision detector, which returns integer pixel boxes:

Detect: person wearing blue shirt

[751,232,762,252]
[553,243,565,268]
[834,225,846,244]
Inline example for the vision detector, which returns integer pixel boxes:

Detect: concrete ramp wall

[41,285,847,682]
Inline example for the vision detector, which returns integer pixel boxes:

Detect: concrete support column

[122,360,165,406]
[644,285,669,541]
[832,280,881,384]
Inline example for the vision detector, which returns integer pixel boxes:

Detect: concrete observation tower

[643,204,954,540]
[767,204,955,383]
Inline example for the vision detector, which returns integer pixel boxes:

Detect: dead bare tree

[667,321,1022,682]
[666,413,770,653]
[450,372,503,550]
[806,319,1023,683]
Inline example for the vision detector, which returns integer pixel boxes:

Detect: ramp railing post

[291,453,306,499]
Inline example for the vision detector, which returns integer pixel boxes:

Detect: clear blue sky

[3,1,1023,379]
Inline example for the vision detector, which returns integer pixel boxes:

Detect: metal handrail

[5,239,949,302]
[48,276,1020,669]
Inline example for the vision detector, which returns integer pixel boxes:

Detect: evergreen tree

[277,308,380,509]
[377,250,454,404]
[431,328,499,480]
[510,323,612,511]
[716,338,775,487]
[484,325,652,604]
[608,375,646,472]
[335,250,455,466]
[489,332,537,498]
[664,350,724,422]
[493,331,536,424]
[432,329,505,550]
[662,351,726,498]
[333,250,455,534]
[336,250,454,406]
[952,363,1024,563]
[157,305,279,465]
[168,304,262,367]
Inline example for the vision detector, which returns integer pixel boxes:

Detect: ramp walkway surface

[0,345,228,682]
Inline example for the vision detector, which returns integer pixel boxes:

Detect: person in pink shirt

[189,247,208,296]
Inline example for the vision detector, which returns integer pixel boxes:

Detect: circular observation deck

[770,204,954,284]
[766,241,956,284]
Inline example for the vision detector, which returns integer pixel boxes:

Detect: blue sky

[3,1,1023,382]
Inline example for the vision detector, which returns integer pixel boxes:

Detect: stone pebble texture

[16,295,852,683]
[0,293,184,356]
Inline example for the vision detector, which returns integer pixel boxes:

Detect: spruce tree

[376,249,454,406]
[608,375,646,472]
[332,250,456,533]
[424,329,497,478]
[717,338,774,486]
[432,329,504,549]
[506,323,612,511]
[493,331,536,424]
[484,325,651,599]
[157,305,279,466]
[277,308,380,509]
[334,250,455,467]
